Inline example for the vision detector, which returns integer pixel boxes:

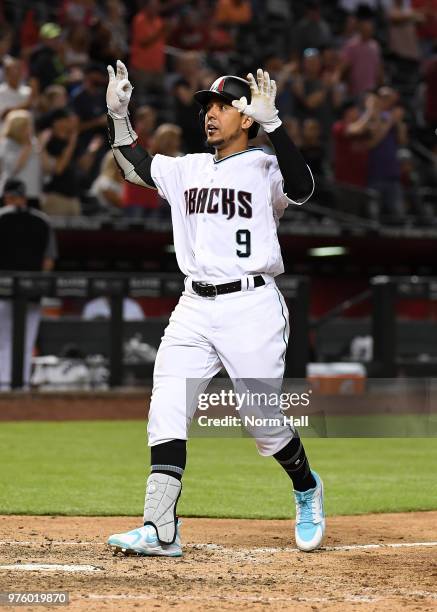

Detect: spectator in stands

[29,23,67,96]
[293,48,343,141]
[264,0,293,23]
[214,0,253,25]
[35,85,70,131]
[0,24,12,81]
[386,0,422,63]
[60,0,99,28]
[263,55,298,118]
[129,0,170,106]
[0,110,43,208]
[321,45,342,76]
[283,116,302,148]
[88,11,128,67]
[40,109,82,216]
[64,24,91,68]
[421,142,437,189]
[398,147,430,222]
[172,51,209,153]
[367,87,407,222]
[300,118,327,178]
[292,1,332,57]
[123,122,181,219]
[90,150,123,212]
[78,133,106,177]
[121,105,160,218]
[0,178,57,390]
[19,9,40,59]
[411,0,437,56]
[150,123,182,157]
[335,11,358,47]
[332,95,382,216]
[71,62,108,153]
[169,6,209,50]
[0,56,31,129]
[423,47,437,132]
[42,85,69,113]
[341,6,383,97]
[103,0,129,60]
[332,97,375,188]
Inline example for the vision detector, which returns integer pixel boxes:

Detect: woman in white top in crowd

[90,149,123,211]
[0,109,42,208]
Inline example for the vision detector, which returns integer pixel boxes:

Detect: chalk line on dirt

[0,563,102,573]
[85,593,381,604]
[83,591,437,603]
[1,540,436,552]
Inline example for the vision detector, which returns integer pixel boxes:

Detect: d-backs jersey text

[151,148,312,281]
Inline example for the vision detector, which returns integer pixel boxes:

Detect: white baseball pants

[147,277,294,456]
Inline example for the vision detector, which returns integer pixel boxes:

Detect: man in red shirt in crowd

[129,0,172,105]
[333,97,376,187]
[332,96,376,215]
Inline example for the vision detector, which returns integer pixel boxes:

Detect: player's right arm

[106,60,156,189]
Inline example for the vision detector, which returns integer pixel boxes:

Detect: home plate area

[0,514,436,611]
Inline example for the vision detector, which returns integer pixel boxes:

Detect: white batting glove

[106,60,133,119]
[232,68,282,133]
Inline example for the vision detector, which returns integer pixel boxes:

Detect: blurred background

[0,0,437,390]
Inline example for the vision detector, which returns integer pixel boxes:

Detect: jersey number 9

[236,229,251,258]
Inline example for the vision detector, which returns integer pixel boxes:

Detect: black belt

[192,275,265,298]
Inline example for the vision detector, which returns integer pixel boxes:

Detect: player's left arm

[232,69,314,204]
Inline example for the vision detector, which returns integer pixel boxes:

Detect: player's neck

[214,140,250,161]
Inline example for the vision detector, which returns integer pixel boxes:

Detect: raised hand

[232,68,282,133]
[106,60,133,118]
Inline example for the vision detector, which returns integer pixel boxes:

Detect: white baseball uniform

[147,147,313,456]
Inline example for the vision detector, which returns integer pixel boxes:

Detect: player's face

[205,98,252,149]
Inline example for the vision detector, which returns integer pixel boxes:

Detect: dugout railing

[370,276,437,377]
[312,276,437,377]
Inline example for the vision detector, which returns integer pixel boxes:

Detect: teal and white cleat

[108,522,182,557]
[294,470,325,552]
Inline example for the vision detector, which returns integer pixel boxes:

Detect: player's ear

[241,114,254,132]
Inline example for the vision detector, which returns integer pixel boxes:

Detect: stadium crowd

[0,0,436,224]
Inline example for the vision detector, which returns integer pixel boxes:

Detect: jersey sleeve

[267,155,314,223]
[150,154,183,203]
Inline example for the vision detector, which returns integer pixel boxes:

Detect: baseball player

[106,60,325,556]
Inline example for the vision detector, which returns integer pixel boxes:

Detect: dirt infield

[0,392,149,421]
[0,513,436,611]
